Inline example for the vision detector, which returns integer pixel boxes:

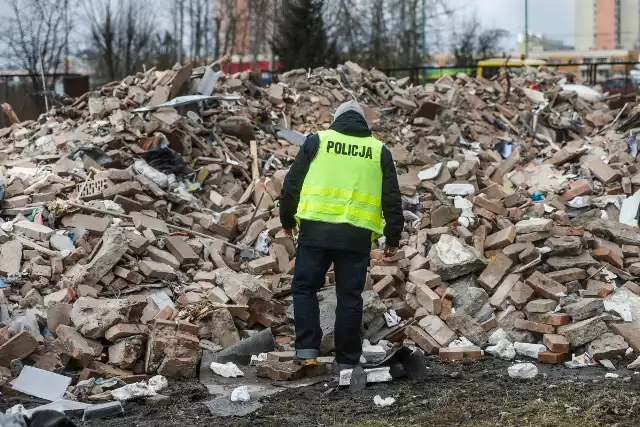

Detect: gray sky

[472,0,575,49]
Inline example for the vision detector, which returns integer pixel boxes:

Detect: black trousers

[291,244,369,365]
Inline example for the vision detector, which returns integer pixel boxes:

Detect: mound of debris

[0,58,639,406]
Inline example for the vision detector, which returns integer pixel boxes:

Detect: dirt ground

[3,357,640,427]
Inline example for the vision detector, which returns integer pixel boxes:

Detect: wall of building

[620,0,640,50]
[575,0,595,50]
[594,0,617,49]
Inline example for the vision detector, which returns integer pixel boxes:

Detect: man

[280,100,403,370]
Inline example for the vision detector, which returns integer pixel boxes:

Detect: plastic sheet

[139,147,186,174]
[7,310,43,342]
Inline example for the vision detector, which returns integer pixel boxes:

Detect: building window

[613,58,623,63]
[551,59,561,65]
[568,59,577,65]
[582,57,593,64]
[597,57,608,63]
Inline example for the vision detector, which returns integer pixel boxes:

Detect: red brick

[0,328,9,346]
[592,247,623,269]
[256,360,305,380]
[164,236,199,265]
[543,334,569,353]
[538,351,567,364]
[508,280,534,308]
[599,282,615,297]
[514,318,555,334]
[441,298,453,318]
[525,271,567,301]
[473,196,506,216]
[473,206,498,221]
[0,331,37,367]
[405,325,441,355]
[529,312,570,326]
[480,315,498,331]
[105,324,149,341]
[415,284,441,314]
[545,268,586,283]
[563,179,591,201]
[439,347,482,361]
[478,253,513,291]
[408,269,441,288]
[484,227,516,251]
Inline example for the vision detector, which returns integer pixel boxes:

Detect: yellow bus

[476,58,547,79]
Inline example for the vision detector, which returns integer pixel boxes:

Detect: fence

[380,61,640,87]
[0,74,89,128]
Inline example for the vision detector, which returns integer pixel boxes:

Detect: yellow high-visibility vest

[296,129,384,235]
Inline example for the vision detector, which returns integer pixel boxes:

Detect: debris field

[0,58,639,409]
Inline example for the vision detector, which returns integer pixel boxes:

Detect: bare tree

[247,0,274,66]
[84,0,158,81]
[451,15,507,66]
[325,0,453,69]
[186,0,214,65]
[0,0,71,91]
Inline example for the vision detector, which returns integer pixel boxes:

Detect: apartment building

[575,0,640,50]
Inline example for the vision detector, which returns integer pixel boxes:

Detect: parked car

[600,77,638,97]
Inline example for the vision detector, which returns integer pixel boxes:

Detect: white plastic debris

[486,339,516,360]
[507,363,538,379]
[134,159,169,188]
[254,230,270,255]
[619,190,640,227]
[443,183,475,196]
[561,84,603,102]
[626,347,634,357]
[111,382,157,400]
[12,366,72,401]
[448,336,474,348]
[373,395,395,407]
[148,375,168,392]
[600,359,616,370]
[565,353,597,369]
[603,299,633,322]
[566,196,592,208]
[210,361,244,378]
[605,373,620,379]
[250,353,268,366]
[102,200,125,214]
[522,87,548,105]
[514,343,547,359]
[339,367,392,386]
[231,386,251,403]
[628,356,640,369]
[383,310,400,327]
[488,328,508,345]
[417,163,442,180]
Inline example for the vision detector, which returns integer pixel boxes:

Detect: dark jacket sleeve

[279,134,319,229]
[380,146,403,247]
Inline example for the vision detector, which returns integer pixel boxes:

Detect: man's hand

[383,246,398,260]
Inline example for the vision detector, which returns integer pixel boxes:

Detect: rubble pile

[0,58,639,404]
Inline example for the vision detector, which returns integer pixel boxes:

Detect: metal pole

[524,0,529,57]
[422,0,427,66]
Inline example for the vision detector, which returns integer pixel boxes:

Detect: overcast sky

[468,0,575,49]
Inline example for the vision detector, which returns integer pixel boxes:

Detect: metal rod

[524,0,529,58]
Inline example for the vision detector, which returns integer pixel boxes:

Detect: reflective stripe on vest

[296,129,384,235]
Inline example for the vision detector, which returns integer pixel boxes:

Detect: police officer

[279,100,403,370]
